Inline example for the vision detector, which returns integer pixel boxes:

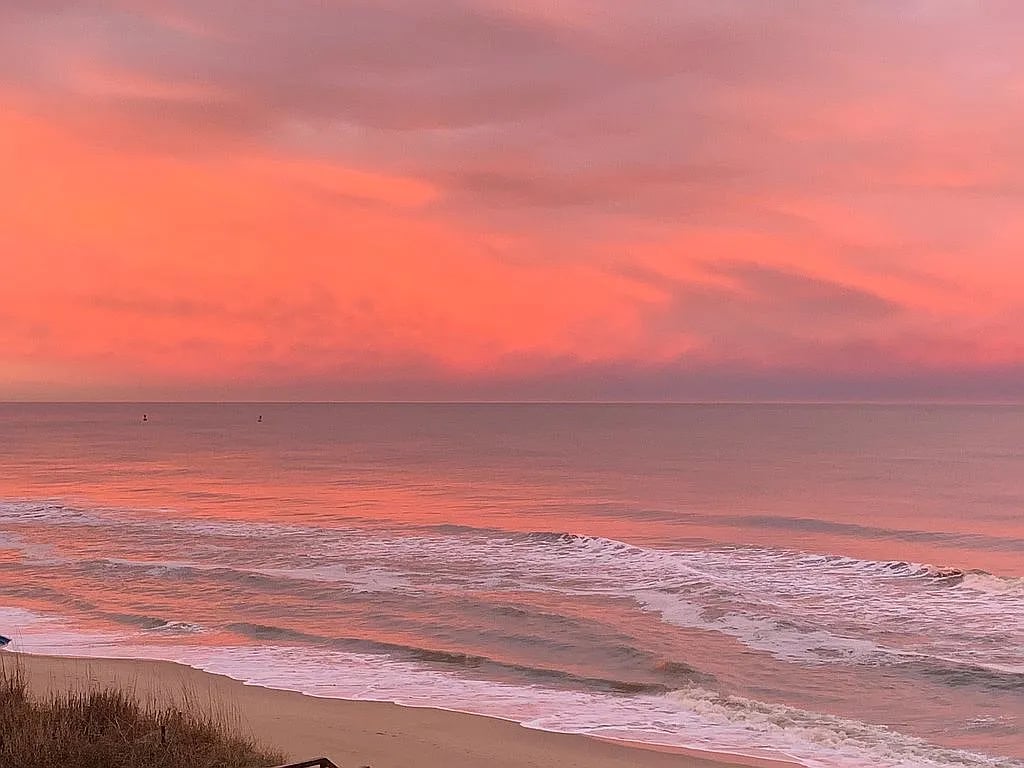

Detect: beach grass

[0,659,285,768]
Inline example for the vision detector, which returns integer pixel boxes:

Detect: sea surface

[0,403,1022,767]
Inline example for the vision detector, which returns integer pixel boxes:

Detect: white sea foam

[3,501,1024,766]
[2,607,1018,768]
[961,572,1024,596]
[4,498,1022,675]
[143,620,207,635]
[255,564,417,593]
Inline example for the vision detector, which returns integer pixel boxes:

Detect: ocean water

[0,403,1022,767]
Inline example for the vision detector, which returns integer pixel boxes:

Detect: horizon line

[2,399,1024,406]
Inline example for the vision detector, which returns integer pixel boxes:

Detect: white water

[3,606,1019,768]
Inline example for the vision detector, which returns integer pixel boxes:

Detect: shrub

[0,660,284,768]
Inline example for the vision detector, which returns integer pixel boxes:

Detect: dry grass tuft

[0,659,285,768]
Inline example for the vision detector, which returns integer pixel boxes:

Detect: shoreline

[4,651,799,768]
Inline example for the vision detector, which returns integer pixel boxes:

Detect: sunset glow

[2,1,1022,400]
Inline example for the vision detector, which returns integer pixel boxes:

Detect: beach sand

[5,652,796,768]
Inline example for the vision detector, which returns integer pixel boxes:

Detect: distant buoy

[257,415,263,423]
[142,414,148,422]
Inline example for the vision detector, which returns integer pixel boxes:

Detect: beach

[8,652,770,768]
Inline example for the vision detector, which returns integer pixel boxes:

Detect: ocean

[0,403,1021,767]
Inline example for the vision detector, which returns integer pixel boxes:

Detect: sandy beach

[5,652,789,768]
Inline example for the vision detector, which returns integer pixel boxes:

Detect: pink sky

[1,1,1023,400]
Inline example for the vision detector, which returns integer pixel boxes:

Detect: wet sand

[6,652,799,768]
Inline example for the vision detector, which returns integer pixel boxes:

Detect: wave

[649,687,1024,768]
[97,612,175,630]
[6,497,1021,592]
[790,553,1020,588]
[515,529,1023,591]
[894,654,1024,690]
[525,529,1024,595]
[5,498,1023,690]
[961,571,1024,596]
[9,618,1015,768]
[4,600,1022,768]
[8,608,1015,768]
[24,523,1022,600]
[143,620,206,635]
[441,510,1024,554]
[16,554,414,604]
[223,622,706,695]
[431,523,1024,592]
[724,514,1024,553]
[493,532,1024,681]
[25,545,1019,694]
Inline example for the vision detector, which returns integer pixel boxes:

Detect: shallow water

[0,404,1021,767]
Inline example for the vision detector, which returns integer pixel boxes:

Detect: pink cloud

[1,1,1023,399]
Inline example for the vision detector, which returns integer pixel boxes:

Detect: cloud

[1,1,1023,399]
[613,260,904,365]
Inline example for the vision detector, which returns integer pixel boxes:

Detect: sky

[1,1,1023,401]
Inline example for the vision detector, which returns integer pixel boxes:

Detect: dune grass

[0,659,285,768]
